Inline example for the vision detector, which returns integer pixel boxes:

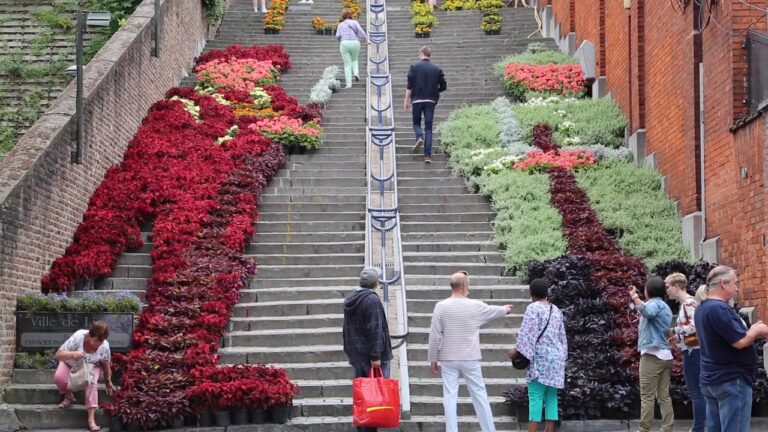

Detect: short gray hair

[706,265,735,291]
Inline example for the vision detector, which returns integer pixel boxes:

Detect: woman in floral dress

[508,279,568,432]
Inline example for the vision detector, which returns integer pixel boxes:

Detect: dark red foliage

[531,123,559,153]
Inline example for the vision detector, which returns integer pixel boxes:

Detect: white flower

[562,136,582,146]
[483,154,525,174]
[559,121,576,131]
[169,96,200,120]
[554,109,568,117]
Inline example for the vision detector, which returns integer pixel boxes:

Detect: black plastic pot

[231,408,250,425]
[269,404,291,424]
[250,408,269,424]
[183,414,197,426]
[316,29,324,34]
[170,417,184,428]
[126,423,141,431]
[198,411,214,427]
[214,410,231,427]
[415,32,431,38]
[108,416,124,432]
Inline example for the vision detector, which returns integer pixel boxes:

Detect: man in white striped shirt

[428,271,513,432]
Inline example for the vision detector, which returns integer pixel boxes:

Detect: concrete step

[256,264,365,279]
[225,327,345,348]
[403,251,505,264]
[253,231,364,243]
[408,360,525,380]
[221,344,347,365]
[257,202,366,213]
[399,194,489,204]
[249,274,522,289]
[238,287,350,303]
[3,383,109,405]
[407,285,529,300]
[408,343,521,362]
[3,404,107,430]
[259,194,367,204]
[407,326,519,346]
[400,221,493,233]
[263,187,367,197]
[258,211,364,222]
[403,261,506,276]
[255,253,364,266]
[401,240,499,253]
[247,240,365,255]
[399,231,496,243]
[270,177,366,187]
[399,212,494,223]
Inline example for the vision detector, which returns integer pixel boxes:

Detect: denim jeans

[440,360,496,432]
[411,102,436,157]
[682,349,706,432]
[351,361,391,432]
[701,378,752,432]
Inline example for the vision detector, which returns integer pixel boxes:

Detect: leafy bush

[574,161,692,269]
[490,97,531,155]
[512,97,626,149]
[15,350,58,369]
[479,171,566,274]
[16,292,141,313]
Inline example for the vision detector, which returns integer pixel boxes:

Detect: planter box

[15,312,134,352]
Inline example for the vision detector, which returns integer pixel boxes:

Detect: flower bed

[494,42,578,76]
[411,1,438,36]
[503,63,586,98]
[40,45,310,429]
[512,95,627,149]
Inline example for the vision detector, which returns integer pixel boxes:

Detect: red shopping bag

[352,366,400,428]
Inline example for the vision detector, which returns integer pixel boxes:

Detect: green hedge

[511,97,626,149]
[575,161,692,268]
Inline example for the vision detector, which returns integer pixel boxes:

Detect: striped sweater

[427,297,508,362]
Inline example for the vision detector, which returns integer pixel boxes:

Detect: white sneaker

[262,7,268,12]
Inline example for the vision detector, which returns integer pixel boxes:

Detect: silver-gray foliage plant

[309,65,341,104]
[490,97,533,156]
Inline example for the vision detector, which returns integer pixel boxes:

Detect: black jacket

[343,289,392,364]
[407,59,447,102]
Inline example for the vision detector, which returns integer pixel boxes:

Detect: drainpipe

[698,61,707,253]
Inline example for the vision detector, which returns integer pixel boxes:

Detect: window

[746,30,768,114]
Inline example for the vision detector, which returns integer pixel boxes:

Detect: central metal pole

[73,9,85,164]
[153,0,161,57]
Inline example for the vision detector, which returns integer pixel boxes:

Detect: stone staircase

[1,0,555,430]
[385,1,553,429]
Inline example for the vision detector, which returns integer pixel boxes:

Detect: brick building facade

[534,0,768,317]
[0,0,212,381]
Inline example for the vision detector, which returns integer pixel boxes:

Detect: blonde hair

[664,273,688,290]
[694,284,708,304]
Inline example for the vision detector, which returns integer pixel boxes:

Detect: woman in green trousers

[335,11,369,88]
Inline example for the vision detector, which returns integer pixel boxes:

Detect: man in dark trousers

[404,46,447,163]
[343,266,393,432]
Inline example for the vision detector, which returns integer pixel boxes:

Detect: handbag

[512,305,553,370]
[67,359,95,392]
[352,366,400,428]
[682,302,699,347]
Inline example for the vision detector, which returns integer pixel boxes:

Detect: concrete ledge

[703,236,720,263]
[682,212,703,259]
[593,76,608,99]
[629,129,647,164]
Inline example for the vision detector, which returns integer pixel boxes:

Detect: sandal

[88,424,102,432]
[57,395,75,409]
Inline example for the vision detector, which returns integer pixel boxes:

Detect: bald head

[450,271,469,291]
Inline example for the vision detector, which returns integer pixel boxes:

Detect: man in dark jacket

[343,266,393,432]
[404,46,447,163]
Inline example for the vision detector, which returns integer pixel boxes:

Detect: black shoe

[354,75,360,82]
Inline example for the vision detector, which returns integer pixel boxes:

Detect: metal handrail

[364,0,411,416]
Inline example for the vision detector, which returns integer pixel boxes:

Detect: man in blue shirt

[697,265,768,432]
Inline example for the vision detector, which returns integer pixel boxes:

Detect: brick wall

[603,0,631,130]
[573,0,604,76]
[0,0,210,381]
[644,1,699,215]
[545,0,768,316]
[550,0,573,38]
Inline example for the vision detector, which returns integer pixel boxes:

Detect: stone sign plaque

[15,312,134,352]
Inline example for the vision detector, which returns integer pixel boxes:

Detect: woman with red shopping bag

[343,266,396,431]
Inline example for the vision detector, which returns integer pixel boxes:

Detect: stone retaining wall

[0,0,211,381]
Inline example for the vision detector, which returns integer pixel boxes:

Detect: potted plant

[481,13,502,35]
[187,381,231,426]
[243,380,269,423]
[311,16,326,34]
[266,379,299,424]
[323,23,337,35]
